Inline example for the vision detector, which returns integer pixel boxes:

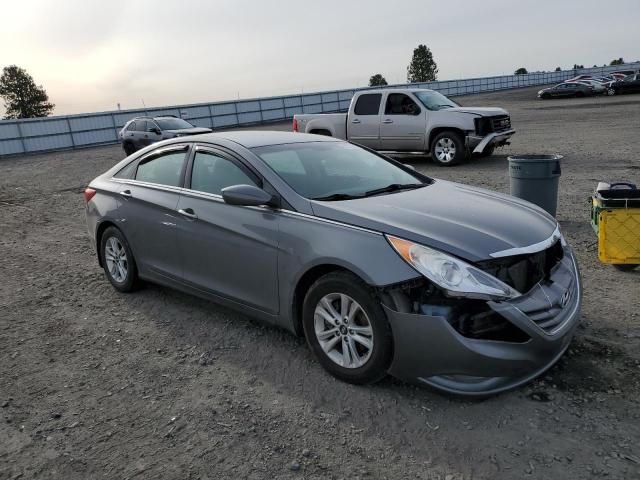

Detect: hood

[310,180,557,262]
[445,107,508,117]
[165,127,212,136]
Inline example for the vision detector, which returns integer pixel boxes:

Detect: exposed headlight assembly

[387,235,521,301]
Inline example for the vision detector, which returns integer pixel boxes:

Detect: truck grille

[476,241,564,294]
[475,115,511,136]
[491,115,511,132]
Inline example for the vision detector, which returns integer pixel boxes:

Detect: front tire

[302,272,392,384]
[607,88,616,96]
[100,226,139,292]
[430,131,465,166]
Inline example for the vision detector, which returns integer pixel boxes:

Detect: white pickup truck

[293,88,515,166]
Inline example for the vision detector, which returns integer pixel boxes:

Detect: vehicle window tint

[146,121,159,132]
[135,151,186,186]
[385,93,419,115]
[114,161,137,179]
[190,151,257,195]
[354,94,381,116]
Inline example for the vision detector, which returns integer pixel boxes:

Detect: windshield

[413,91,459,111]
[253,141,429,200]
[155,118,194,130]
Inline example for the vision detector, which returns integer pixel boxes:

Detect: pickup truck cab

[293,88,515,166]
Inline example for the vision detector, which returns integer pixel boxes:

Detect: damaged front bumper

[467,129,516,154]
[384,247,582,396]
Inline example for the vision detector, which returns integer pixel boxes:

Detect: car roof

[195,131,341,148]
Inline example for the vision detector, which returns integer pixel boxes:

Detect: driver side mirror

[152,127,162,135]
[221,184,276,207]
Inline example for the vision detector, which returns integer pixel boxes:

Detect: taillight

[293,118,298,132]
[84,187,97,203]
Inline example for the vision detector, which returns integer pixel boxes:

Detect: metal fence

[1,63,638,157]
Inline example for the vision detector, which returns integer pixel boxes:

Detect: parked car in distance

[607,73,640,95]
[538,82,594,99]
[85,131,582,397]
[565,75,594,82]
[293,88,515,166]
[569,80,606,94]
[611,69,638,77]
[119,116,212,155]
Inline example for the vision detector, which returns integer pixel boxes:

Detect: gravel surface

[1,86,639,479]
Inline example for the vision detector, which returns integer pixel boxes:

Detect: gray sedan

[85,131,581,396]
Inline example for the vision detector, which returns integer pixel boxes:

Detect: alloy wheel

[435,137,456,163]
[314,293,374,369]
[104,237,128,283]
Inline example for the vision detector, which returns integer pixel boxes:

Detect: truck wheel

[310,129,332,136]
[431,131,465,166]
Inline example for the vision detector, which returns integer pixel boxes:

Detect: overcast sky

[1,0,639,116]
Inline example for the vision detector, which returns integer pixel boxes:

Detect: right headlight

[387,235,521,301]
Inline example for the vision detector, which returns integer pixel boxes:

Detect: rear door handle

[119,189,132,198]
[382,119,393,124]
[178,208,198,220]
[351,119,361,124]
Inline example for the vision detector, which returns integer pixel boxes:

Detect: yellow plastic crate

[598,208,640,264]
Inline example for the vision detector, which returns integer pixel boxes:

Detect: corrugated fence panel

[0,123,21,140]
[20,119,69,137]
[2,61,639,156]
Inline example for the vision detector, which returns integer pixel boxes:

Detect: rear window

[135,151,186,187]
[354,94,382,116]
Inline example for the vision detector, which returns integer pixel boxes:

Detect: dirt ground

[1,86,639,480]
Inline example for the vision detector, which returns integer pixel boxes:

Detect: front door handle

[178,208,198,220]
[351,119,361,124]
[119,189,132,198]
[382,119,393,124]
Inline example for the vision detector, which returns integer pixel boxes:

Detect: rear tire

[575,92,584,98]
[430,131,465,166]
[310,129,332,137]
[100,226,139,292]
[302,272,392,385]
[123,142,136,156]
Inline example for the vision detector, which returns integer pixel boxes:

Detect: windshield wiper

[311,193,364,201]
[364,183,425,197]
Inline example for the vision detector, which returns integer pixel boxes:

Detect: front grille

[490,115,511,132]
[476,241,564,294]
[474,115,511,136]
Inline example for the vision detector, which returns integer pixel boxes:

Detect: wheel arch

[95,220,119,268]
[427,127,465,150]
[290,263,368,337]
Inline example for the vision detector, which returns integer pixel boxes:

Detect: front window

[154,118,194,130]
[253,141,429,200]
[190,151,257,195]
[413,90,458,111]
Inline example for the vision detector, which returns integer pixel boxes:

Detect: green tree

[573,64,584,69]
[610,57,625,66]
[514,67,528,75]
[555,67,561,72]
[368,74,388,87]
[407,45,438,83]
[0,65,54,119]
